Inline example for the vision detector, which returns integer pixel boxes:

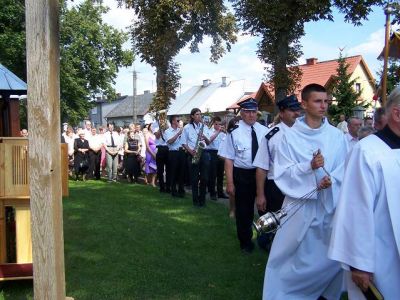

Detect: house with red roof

[228,55,376,115]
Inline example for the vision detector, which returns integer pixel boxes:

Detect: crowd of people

[60,116,235,215]
[28,81,397,299]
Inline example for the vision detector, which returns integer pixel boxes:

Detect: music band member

[182,108,211,207]
[206,116,228,200]
[154,122,171,193]
[165,115,185,197]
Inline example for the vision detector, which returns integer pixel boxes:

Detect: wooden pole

[381,3,392,106]
[25,1,66,299]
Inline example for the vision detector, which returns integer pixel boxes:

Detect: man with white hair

[346,116,362,151]
[329,86,400,299]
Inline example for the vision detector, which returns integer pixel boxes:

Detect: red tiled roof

[295,56,365,95]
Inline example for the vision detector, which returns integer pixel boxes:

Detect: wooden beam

[381,4,391,107]
[25,1,66,299]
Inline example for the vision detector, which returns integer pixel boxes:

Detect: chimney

[116,93,121,98]
[221,76,228,87]
[306,58,318,65]
[144,90,150,94]
[202,79,211,87]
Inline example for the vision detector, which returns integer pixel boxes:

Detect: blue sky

[98,1,393,97]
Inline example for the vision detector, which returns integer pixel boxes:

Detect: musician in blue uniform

[218,99,268,253]
[182,108,211,207]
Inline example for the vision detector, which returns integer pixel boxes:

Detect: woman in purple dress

[144,124,157,187]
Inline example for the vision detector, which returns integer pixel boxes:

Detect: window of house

[355,83,361,93]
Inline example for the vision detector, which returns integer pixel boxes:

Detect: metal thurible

[253,210,288,234]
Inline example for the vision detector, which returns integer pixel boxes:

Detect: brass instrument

[192,123,206,164]
[155,109,168,131]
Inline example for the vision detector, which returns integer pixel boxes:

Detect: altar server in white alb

[328,87,400,300]
[263,84,348,300]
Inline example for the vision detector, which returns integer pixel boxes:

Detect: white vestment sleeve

[273,135,317,199]
[329,144,376,273]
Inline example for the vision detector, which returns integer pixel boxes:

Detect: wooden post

[25,1,66,299]
[381,3,392,107]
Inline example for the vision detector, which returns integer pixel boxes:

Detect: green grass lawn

[0,180,267,299]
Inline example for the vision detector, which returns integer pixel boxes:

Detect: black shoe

[166,189,171,193]
[218,193,229,199]
[160,188,166,193]
[241,242,255,254]
[210,195,217,201]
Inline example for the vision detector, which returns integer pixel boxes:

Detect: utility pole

[382,2,393,106]
[133,69,137,124]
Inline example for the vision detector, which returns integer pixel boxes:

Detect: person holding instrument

[182,108,211,207]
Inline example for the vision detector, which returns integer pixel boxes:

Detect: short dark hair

[169,115,179,123]
[212,116,222,123]
[301,84,326,101]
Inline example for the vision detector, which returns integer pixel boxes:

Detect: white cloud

[348,28,385,57]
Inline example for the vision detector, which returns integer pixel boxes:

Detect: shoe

[241,243,255,254]
[218,193,229,199]
[166,189,171,193]
[229,211,235,218]
[210,195,217,201]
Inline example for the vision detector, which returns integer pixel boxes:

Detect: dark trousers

[156,146,170,192]
[265,179,284,213]
[257,178,285,251]
[233,167,256,249]
[125,154,141,181]
[169,150,185,195]
[189,151,210,205]
[88,150,101,179]
[207,150,224,196]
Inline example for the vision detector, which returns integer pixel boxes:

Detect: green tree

[328,51,364,122]
[377,59,400,96]
[59,0,133,125]
[0,0,133,126]
[0,0,26,80]
[118,0,238,111]
[230,0,385,103]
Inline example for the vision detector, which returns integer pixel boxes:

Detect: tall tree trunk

[274,31,290,107]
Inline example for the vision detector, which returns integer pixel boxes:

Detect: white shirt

[182,122,210,151]
[87,133,103,150]
[207,128,226,150]
[253,122,289,179]
[345,132,358,151]
[218,120,268,169]
[103,131,121,149]
[164,127,183,151]
[336,120,348,133]
[64,134,76,156]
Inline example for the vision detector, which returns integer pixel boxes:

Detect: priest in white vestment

[329,87,400,300]
[263,84,348,300]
